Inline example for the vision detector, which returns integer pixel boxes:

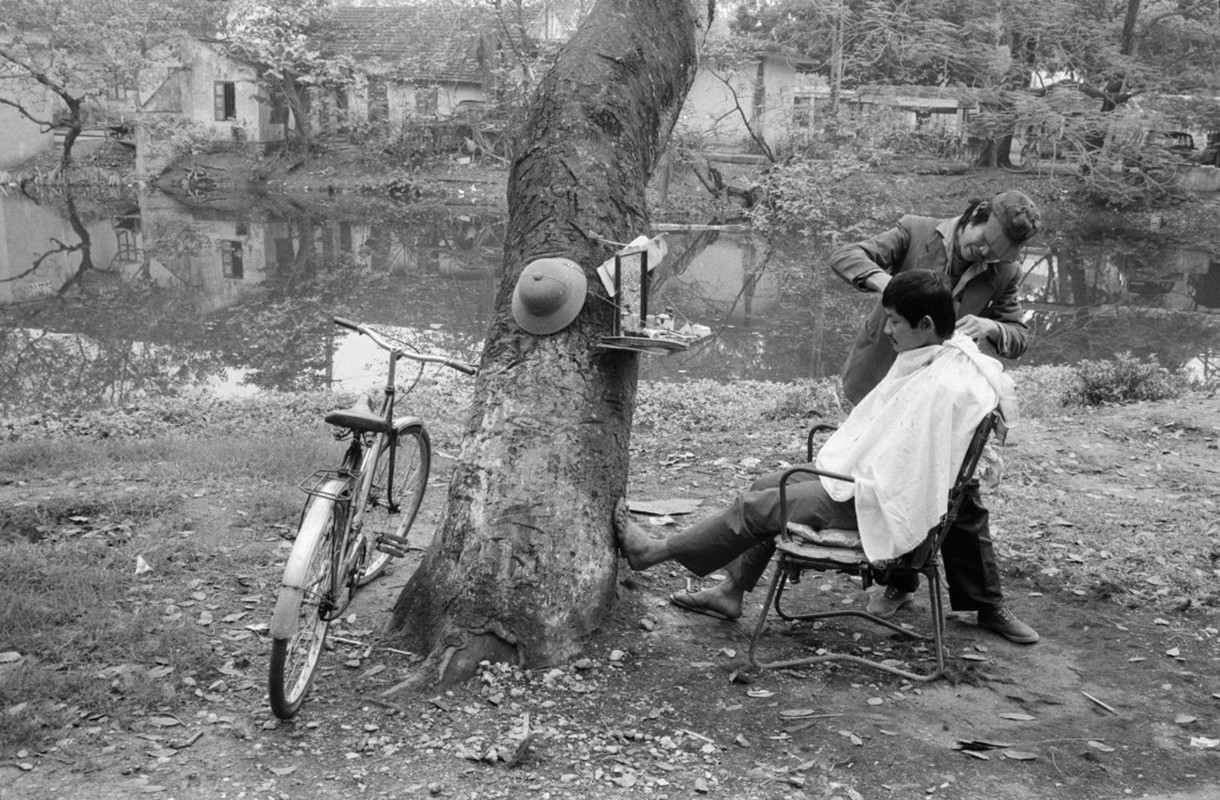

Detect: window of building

[792,95,813,128]
[369,79,389,123]
[214,82,237,121]
[220,240,244,278]
[269,94,289,125]
[415,86,438,118]
[274,238,295,267]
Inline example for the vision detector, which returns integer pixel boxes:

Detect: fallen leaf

[779,709,818,719]
[269,765,298,776]
[1189,736,1219,749]
[747,689,775,698]
[1087,741,1115,752]
[1174,714,1198,725]
[999,713,1036,721]
[1003,750,1038,761]
[955,739,1013,751]
[146,716,182,728]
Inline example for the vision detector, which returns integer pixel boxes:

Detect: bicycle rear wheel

[269,493,340,719]
[356,423,432,585]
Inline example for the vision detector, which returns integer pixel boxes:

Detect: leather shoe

[866,585,914,619]
[977,606,1039,644]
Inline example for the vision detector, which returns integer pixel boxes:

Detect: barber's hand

[956,314,998,341]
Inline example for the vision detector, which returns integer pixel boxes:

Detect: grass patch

[0,532,223,752]
[0,494,174,545]
[635,379,845,433]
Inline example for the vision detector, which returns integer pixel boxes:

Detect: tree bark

[386,0,708,687]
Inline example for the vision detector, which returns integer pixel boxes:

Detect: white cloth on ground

[814,333,1016,561]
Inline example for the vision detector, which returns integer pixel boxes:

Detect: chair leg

[748,558,948,682]
[748,558,788,668]
[925,567,947,677]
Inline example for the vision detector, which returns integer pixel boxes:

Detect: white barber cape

[815,333,1017,562]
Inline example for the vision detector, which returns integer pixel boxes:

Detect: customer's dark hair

[957,197,989,231]
[882,270,956,338]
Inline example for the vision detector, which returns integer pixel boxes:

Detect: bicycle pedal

[375,533,412,558]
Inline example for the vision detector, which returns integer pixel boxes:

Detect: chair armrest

[807,423,839,462]
[778,465,854,534]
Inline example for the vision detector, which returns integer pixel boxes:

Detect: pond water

[2,188,1217,416]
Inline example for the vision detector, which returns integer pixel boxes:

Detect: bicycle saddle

[324,398,392,434]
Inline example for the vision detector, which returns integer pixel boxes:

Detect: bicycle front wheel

[357,423,432,586]
[269,493,340,719]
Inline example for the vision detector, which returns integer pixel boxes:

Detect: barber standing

[829,189,1042,644]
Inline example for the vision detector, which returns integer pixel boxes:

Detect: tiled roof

[324,5,491,84]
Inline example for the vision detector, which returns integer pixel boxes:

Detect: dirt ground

[4,387,1218,800]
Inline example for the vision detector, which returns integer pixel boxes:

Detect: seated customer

[615,270,1018,628]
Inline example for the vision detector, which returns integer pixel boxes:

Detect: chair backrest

[906,409,1000,570]
[796,409,1001,569]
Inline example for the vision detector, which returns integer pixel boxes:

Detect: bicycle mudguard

[391,416,426,433]
[270,480,345,639]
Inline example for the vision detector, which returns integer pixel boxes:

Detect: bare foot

[613,498,669,571]
[671,583,743,620]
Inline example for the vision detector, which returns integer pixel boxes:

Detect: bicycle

[268,316,476,719]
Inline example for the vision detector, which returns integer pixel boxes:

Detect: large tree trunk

[386,0,708,686]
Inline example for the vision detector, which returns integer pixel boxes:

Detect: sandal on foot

[670,591,734,621]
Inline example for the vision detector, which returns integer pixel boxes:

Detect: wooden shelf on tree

[595,236,712,355]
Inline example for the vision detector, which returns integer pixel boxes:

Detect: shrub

[1068,352,1185,406]
[1009,365,1078,417]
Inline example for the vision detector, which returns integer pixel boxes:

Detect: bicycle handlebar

[332,316,477,375]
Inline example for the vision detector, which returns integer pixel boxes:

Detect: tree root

[382,631,520,694]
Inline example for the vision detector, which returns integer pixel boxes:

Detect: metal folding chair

[746,410,1001,682]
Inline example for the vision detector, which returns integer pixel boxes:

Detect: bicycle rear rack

[298,470,354,503]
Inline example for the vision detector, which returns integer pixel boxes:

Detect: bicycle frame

[268,316,475,718]
[320,364,402,622]
[308,317,472,621]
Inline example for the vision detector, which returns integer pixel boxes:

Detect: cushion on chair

[779,523,867,564]
[786,523,861,549]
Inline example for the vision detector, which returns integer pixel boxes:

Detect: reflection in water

[2,190,1217,415]
[1,189,499,414]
